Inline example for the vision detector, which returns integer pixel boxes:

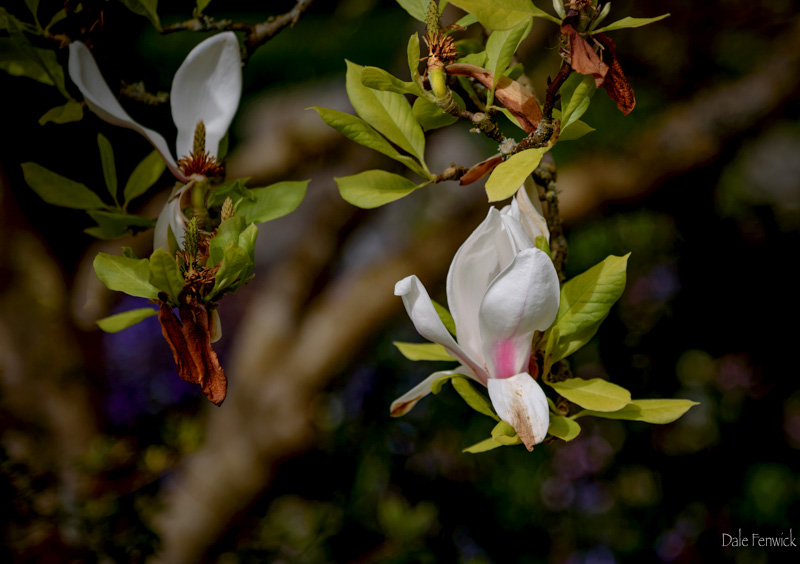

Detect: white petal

[516,178,549,242]
[488,373,549,451]
[154,183,190,252]
[171,32,242,160]
[500,207,535,252]
[395,275,488,384]
[67,42,186,182]
[390,367,474,417]
[479,248,560,379]
[446,208,515,365]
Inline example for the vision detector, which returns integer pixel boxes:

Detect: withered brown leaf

[594,33,636,115]
[459,154,504,186]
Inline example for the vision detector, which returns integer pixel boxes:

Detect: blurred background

[1,0,799,562]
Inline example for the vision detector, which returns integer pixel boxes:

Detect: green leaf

[85,210,156,239]
[548,414,581,441]
[395,0,445,21]
[361,66,422,97]
[335,170,425,209]
[310,106,428,177]
[574,399,699,424]
[119,0,161,30]
[463,437,504,453]
[22,162,106,209]
[412,93,465,131]
[452,377,501,421]
[0,36,67,96]
[44,8,67,32]
[432,372,463,394]
[93,253,159,299]
[346,61,427,168]
[457,50,487,67]
[97,134,118,204]
[96,307,158,333]
[559,118,595,141]
[122,247,138,259]
[431,300,456,336]
[38,100,84,125]
[560,74,596,132]
[206,177,251,209]
[534,235,551,257]
[491,420,522,444]
[448,0,559,30]
[486,19,531,97]
[552,254,629,362]
[236,180,308,225]
[455,13,479,28]
[209,244,252,298]
[237,223,258,264]
[149,249,184,303]
[24,0,40,26]
[485,148,548,202]
[124,150,166,204]
[549,378,631,412]
[394,342,456,362]
[209,216,246,266]
[590,14,670,34]
[195,0,213,15]
[407,33,424,91]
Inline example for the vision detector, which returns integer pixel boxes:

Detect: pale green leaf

[38,100,83,125]
[485,148,548,202]
[195,0,213,15]
[452,377,500,421]
[491,420,522,444]
[96,307,158,333]
[534,235,551,257]
[407,33,424,91]
[149,248,184,304]
[85,210,155,239]
[549,377,631,412]
[335,170,423,209]
[310,106,427,177]
[120,0,161,30]
[561,74,596,131]
[463,437,504,453]
[0,36,67,96]
[93,253,159,299]
[22,162,106,209]
[448,0,559,30]
[559,118,595,141]
[45,8,67,32]
[124,150,166,204]
[346,61,427,167]
[412,93,466,131]
[431,371,464,394]
[238,223,258,264]
[361,66,422,97]
[486,19,531,93]
[237,180,308,225]
[207,178,251,209]
[553,253,629,361]
[209,216,246,266]
[457,50,487,67]
[574,399,699,424]
[209,244,252,298]
[548,414,581,441]
[431,299,456,336]
[591,14,670,35]
[455,13,479,27]
[394,342,456,362]
[97,134,118,204]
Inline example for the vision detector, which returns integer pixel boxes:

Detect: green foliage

[491,420,521,444]
[194,0,213,17]
[360,65,423,98]
[413,96,458,131]
[462,436,504,453]
[560,74,596,133]
[96,307,158,333]
[574,399,699,424]
[548,377,632,412]
[452,377,501,421]
[407,33,424,92]
[485,148,548,202]
[97,134,119,205]
[335,170,425,209]
[149,249,184,305]
[236,180,308,224]
[210,244,252,299]
[431,300,456,336]
[485,19,532,103]
[448,0,558,30]
[548,414,581,441]
[550,253,629,362]
[119,0,161,31]
[85,211,155,239]
[395,0,445,22]
[123,151,166,205]
[38,100,83,125]
[93,253,160,300]
[209,216,247,266]
[393,342,456,361]
[590,14,671,35]
[22,162,106,209]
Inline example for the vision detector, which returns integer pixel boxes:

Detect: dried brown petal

[594,33,636,115]
[460,154,504,186]
[561,23,608,87]
[446,63,542,133]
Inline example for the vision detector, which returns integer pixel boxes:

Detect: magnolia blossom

[392,186,560,451]
[68,32,243,250]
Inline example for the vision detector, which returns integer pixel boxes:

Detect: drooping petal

[390,367,473,417]
[171,32,242,160]
[488,373,549,451]
[446,209,516,365]
[395,275,488,384]
[154,183,190,252]
[515,178,549,242]
[479,248,560,379]
[67,42,187,182]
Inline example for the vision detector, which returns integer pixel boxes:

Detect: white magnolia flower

[68,32,243,250]
[392,187,560,451]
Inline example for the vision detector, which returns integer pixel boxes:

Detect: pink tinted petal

[488,373,549,451]
[171,32,242,160]
[390,367,475,416]
[446,208,513,365]
[396,276,488,384]
[67,42,187,182]
[479,248,560,378]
